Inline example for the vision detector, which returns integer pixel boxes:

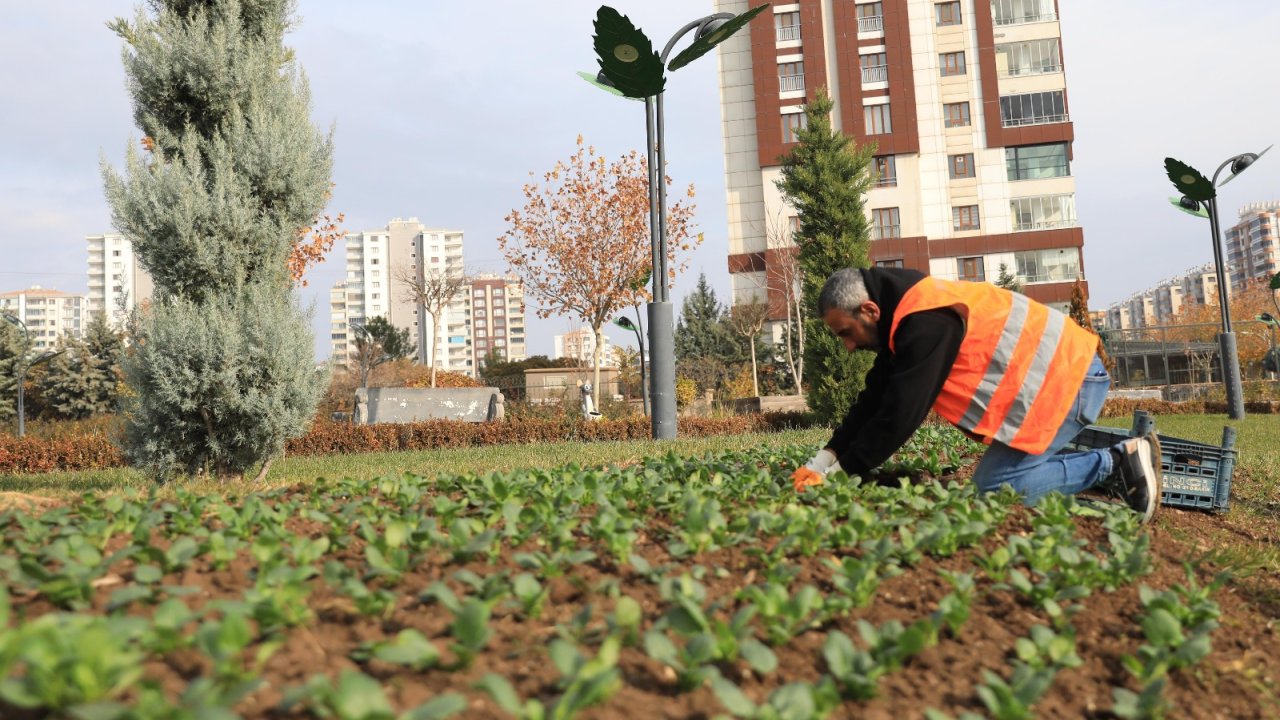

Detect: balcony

[777,25,800,42]
[779,75,805,93]
[857,16,883,33]
[861,65,888,84]
[1004,62,1063,78]
[1001,113,1069,128]
[993,11,1057,26]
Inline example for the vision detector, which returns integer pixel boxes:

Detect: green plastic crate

[1060,411,1237,512]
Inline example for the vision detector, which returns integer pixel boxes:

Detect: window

[1014,248,1081,284]
[944,102,971,128]
[112,250,121,257]
[997,38,1062,77]
[860,52,887,84]
[494,288,504,296]
[475,308,486,317]
[856,2,883,32]
[370,258,379,265]
[875,259,905,268]
[864,104,892,134]
[474,289,485,297]
[782,111,808,143]
[1000,90,1067,127]
[872,207,901,240]
[789,216,801,235]
[953,205,981,231]
[940,52,966,76]
[476,319,487,328]
[779,61,805,92]
[959,257,986,282]
[371,293,380,300]
[1006,143,1070,180]
[1010,194,1077,231]
[775,11,800,41]
[494,307,505,316]
[873,155,897,187]
[949,153,975,179]
[935,1,961,25]
[992,0,1056,26]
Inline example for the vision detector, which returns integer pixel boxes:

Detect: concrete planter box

[354,387,504,424]
[730,395,809,414]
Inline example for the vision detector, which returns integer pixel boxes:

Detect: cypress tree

[103,0,331,481]
[0,320,23,425]
[776,87,876,421]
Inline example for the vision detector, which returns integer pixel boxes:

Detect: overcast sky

[3,0,1279,360]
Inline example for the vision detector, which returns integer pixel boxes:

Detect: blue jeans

[972,355,1114,505]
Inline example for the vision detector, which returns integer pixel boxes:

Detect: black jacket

[826,268,965,477]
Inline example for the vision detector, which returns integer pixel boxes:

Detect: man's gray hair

[818,268,869,315]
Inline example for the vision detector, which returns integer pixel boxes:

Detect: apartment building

[716,0,1085,323]
[1102,264,1224,330]
[0,287,86,350]
[469,274,527,368]
[86,233,153,328]
[1225,201,1280,289]
[553,327,615,367]
[332,218,473,374]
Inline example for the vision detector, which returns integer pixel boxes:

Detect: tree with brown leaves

[499,136,699,407]
[395,265,470,388]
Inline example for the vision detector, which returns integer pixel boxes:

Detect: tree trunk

[591,325,603,408]
[749,341,759,397]
[253,456,274,484]
[426,311,438,388]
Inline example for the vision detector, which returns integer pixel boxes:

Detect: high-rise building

[1102,263,1223,330]
[0,287,86,350]
[1225,201,1280,289]
[332,218,472,374]
[87,233,153,328]
[554,327,615,367]
[468,274,527,368]
[715,0,1086,324]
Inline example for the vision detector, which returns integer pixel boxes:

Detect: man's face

[822,304,880,352]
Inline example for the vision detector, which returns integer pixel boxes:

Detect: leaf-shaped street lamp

[667,5,769,71]
[584,4,770,439]
[1164,157,1215,202]
[1163,146,1272,420]
[593,7,665,99]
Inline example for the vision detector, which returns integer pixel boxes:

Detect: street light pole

[1,314,60,438]
[589,4,769,439]
[614,315,648,415]
[1165,146,1272,420]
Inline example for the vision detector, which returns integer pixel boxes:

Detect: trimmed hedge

[0,412,817,476]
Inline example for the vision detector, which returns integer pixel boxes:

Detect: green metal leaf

[668,5,771,72]
[1270,271,1280,290]
[1164,157,1215,202]
[593,6,665,99]
[1168,196,1208,219]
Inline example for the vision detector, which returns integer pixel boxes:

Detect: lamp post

[1260,312,1280,378]
[2,313,63,438]
[614,314,648,415]
[587,4,769,439]
[1165,146,1272,420]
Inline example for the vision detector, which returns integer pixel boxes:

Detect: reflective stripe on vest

[888,278,1097,454]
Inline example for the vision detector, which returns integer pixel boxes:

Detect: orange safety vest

[888,277,1098,454]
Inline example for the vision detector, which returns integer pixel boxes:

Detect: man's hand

[791,449,840,493]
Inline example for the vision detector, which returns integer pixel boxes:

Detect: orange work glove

[791,466,825,493]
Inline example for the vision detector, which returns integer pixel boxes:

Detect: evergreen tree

[350,316,411,387]
[0,319,23,425]
[674,273,740,393]
[776,87,876,420]
[995,263,1023,293]
[103,0,332,482]
[35,316,124,420]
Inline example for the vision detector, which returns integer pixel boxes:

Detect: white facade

[0,287,86,351]
[1225,201,1280,289]
[553,327,615,367]
[87,233,153,328]
[334,218,473,374]
[1103,264,1224,330]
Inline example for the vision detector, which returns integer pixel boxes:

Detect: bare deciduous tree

[765,212,805,393]
[727,298,770,398]
[396,265,470,388]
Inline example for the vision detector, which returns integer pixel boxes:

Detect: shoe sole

[1144,432,1163,523]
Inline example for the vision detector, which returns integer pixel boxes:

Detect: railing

[861,65,888,84]
[1001,113,1069,128]
[1099,320,1278,387]
[857,16,883,32]
[779,75,805,92]
[777,25,800,42]
[874,175,897,188]
[993,12,1057,26]
[1004,62,1063,77]
[1012,218,1077,232]
[871,225,901,240]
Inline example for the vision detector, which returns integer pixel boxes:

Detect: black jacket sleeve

[825,308,964,477]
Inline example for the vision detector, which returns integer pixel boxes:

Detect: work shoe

[1107,433,1163,523]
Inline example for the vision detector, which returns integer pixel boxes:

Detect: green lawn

[0,428,830,499]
